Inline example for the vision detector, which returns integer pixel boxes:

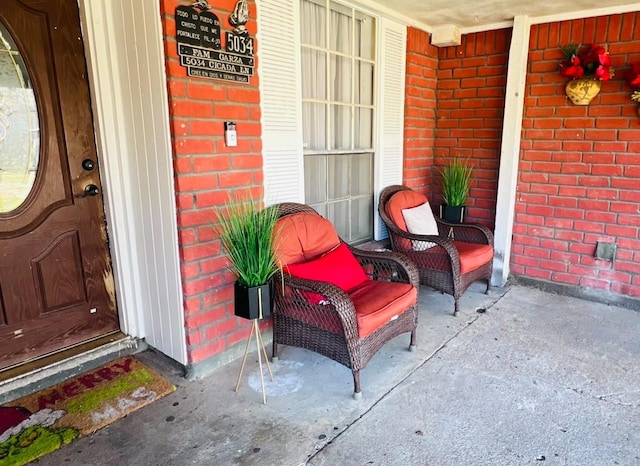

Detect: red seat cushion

[385,190,429,232]
[454,241,494,274]
[348,280,417,339]
[285,243,370,295]
[274,212,340,266]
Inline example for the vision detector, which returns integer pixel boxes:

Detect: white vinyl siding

[80,0,186,363]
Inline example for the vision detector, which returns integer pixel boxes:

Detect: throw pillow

[285,243,370,298]
[401,202,438,251]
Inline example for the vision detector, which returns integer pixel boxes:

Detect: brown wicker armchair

[271,203,419,399]
[378,185,494,315]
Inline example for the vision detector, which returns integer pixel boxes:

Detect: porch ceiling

[373,0,640,31]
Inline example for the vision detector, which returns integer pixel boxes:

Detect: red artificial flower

[598,50,612,67]
[626,62,640,89]
[580,44,605,65]
[559,43,613,81]
[594,64,611,81]
[559,56,584,79]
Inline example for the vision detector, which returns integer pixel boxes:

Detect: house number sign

[176,0,255,83]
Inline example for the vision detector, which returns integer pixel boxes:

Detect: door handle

[76,184,99,198]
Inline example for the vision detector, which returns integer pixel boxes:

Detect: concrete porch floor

[35,283,639,466]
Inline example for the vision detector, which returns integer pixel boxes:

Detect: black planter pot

[440,205,466,224]
[234,282,272,320]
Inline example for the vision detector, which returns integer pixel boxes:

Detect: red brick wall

[159,5,640,366]
[433,29,511,227]
[403,28,438,195]
[513,12,640,297]
[160,0,264,364]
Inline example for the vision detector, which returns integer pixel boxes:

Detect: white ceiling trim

[355,0,640,35]
[530,2,640,25]
[460,3,640,34]
[461,21,515,34]
[459,2,640,34]
[352,0,434,32]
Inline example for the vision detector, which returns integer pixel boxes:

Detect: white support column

[492,15,531,286]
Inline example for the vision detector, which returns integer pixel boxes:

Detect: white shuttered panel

[374,18,406,240]
[258,0,305,205]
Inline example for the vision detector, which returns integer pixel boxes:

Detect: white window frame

[300,0,377,243]
[260,0,406,240]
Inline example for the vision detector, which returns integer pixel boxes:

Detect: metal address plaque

[176,0,254,83]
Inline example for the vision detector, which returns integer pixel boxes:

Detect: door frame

[77,0,187,365]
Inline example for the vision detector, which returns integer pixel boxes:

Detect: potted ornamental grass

[216,195,280,320]
[439,158,473,224]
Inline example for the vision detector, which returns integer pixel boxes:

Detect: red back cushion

[385,190,429,232]
[285,243,369,292]
[273,212,340,266]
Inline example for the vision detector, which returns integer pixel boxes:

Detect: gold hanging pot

[565,78,602,105]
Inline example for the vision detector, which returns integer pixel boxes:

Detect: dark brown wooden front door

[0,0,119,371]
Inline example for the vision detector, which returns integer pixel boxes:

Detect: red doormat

[0,356,175,465]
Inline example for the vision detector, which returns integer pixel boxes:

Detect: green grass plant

[216,196,279,287]
[439,158,473,207]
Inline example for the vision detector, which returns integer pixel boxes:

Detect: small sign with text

[175,1,254,84]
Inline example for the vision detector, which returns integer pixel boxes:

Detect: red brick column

[403,28,438,197]
[160,0,264,364]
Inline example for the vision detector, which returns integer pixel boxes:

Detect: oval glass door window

[0,21,40,213]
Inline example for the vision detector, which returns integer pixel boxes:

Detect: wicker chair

[271,203,419,399]
[378,185,494,314]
